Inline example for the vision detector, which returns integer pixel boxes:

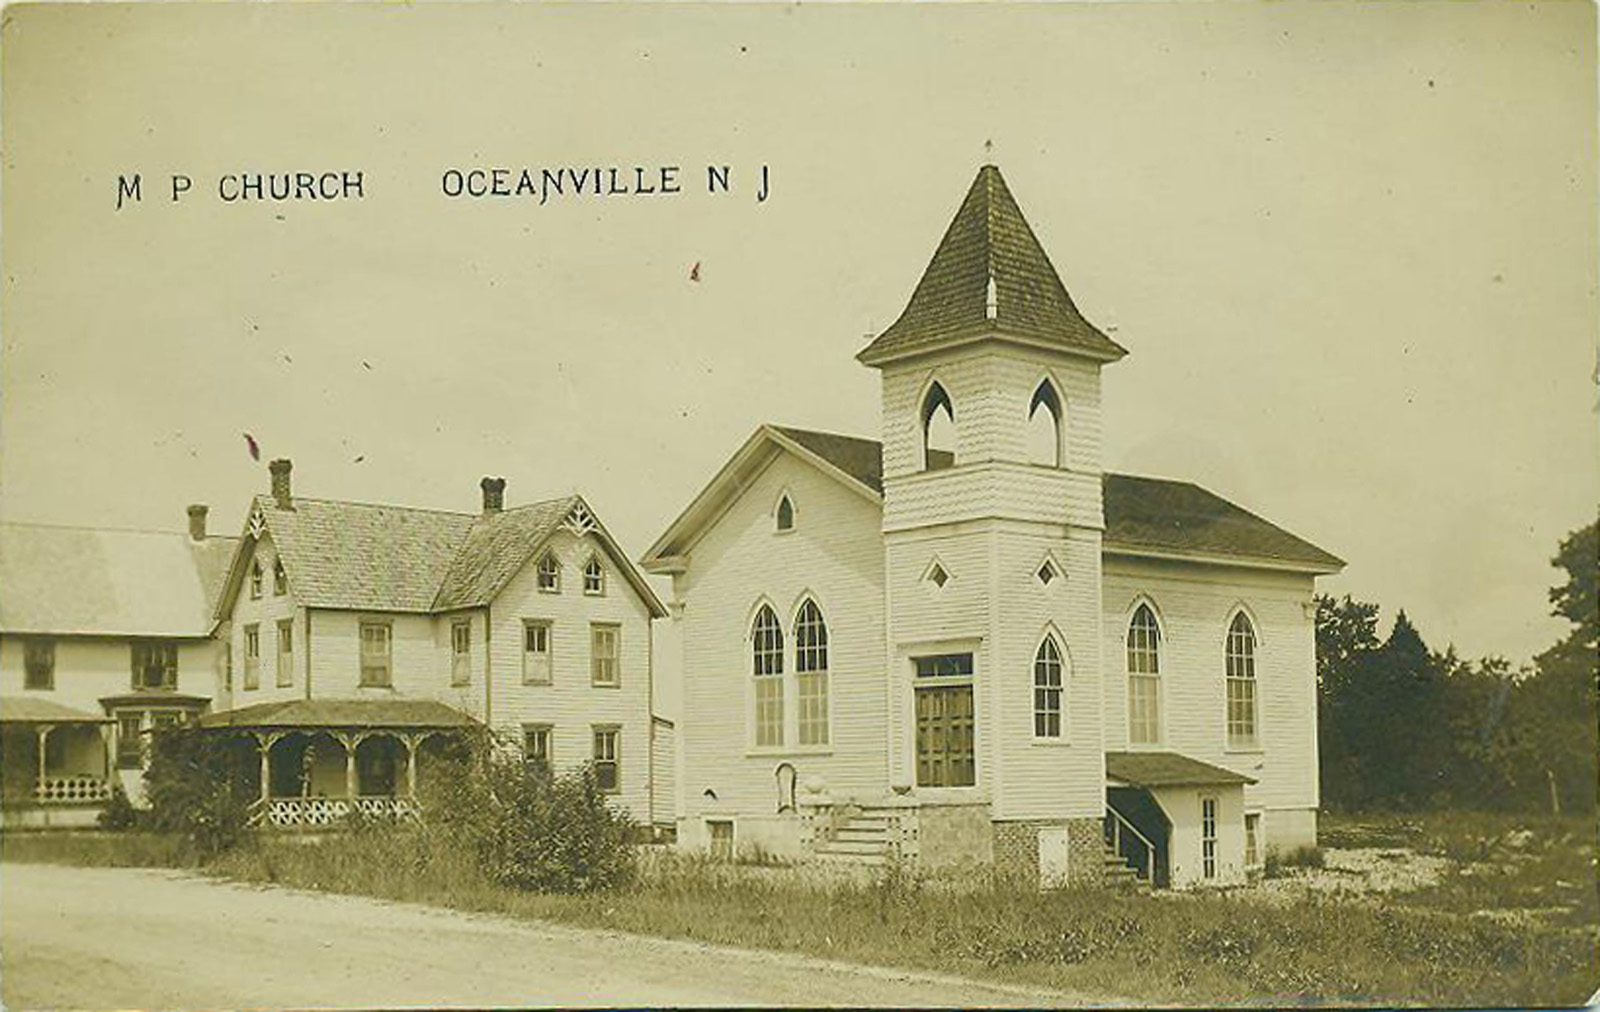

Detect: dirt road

[1,863,1085,1009]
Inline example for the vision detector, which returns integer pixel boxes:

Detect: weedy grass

[10,816,1597,1006]
[1,830,194,868]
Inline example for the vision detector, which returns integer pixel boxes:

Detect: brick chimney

[269,459,294,510]
[186,504,209,542]
[481,476,506,513]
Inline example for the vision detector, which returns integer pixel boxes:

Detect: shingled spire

[857,165,1127,367]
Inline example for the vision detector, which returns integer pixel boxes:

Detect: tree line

[1317,520,1598,815]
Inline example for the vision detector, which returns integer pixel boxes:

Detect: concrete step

[814,848,888,866]
[817,837,891,856]
[835,826,890,842]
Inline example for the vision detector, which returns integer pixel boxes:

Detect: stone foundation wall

[993,817,1106,887]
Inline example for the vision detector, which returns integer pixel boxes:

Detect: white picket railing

[34,776,113,804]
[252,795,421,829]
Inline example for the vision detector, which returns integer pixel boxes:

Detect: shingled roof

[1105,751,1255,788]
[858,165,1127,367]
[648,425,1341,574]
[0,522,237,637]
[223,492,665,618]
[197,697,477,730]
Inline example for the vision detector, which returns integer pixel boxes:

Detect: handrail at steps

[1105,805,1156,881]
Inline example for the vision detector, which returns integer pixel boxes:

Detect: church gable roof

[857,165,1128,367]
[644,425,1342,575]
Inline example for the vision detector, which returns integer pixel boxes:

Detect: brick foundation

[993,817,1106,888]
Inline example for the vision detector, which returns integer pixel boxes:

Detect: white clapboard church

[643,165,1343,888]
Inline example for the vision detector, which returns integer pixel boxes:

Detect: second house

[205,459,670,832]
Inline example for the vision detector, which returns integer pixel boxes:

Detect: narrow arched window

[776,495,795,532]
[752,606,784,747]
[1226,612,1259,749]
[1127,604,1162,745]
[273,558,288,596]
[1027,380,1064,467]
[921,381,955,471]
[583,556,605,595]
[795,600,829,746]
[1033,636,1064,738]
[536,552,561,592]
[250,560,263,600]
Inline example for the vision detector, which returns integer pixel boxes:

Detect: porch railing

[1105,805,1156,881]
[34,776,113,804]
[251,795,422,829]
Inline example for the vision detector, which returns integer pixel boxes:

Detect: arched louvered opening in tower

[1027,379,1064,468]
[921,381,956,471]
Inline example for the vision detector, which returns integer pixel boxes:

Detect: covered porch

[0,699,115,828]
[1104,751,1256,889]
[197,699,479,830]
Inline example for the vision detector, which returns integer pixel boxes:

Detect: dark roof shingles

[771,427,1341,571]
[859,165,1127,365]
[199,698,477,730]
[1105,750,1256,787]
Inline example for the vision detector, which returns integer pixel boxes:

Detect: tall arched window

[752,606,784,747]
[1127,604,1162,745]
[776,495,795,532]
[794,600,830,746]
[1225,612,1259,749]
[921,381,955,471]
[1033,636,1064,738]
[1027,380,1064,467]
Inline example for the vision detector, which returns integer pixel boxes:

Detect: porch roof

[197,699,477,731]
[1105,751,1256,788]
[0,698,113,725]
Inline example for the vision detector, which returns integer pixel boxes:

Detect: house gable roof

[642,425,1343,575]
[0,522,237,637]
[858,165,1128,367]
[218,492,665,619]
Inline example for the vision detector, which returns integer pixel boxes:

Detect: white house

[0,507,235,826]
[201,460,673,832]
[642,165,1342,888]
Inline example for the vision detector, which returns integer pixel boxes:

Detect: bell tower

[860,165,1127,872]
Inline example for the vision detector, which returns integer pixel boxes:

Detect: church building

[642,165,1343,888]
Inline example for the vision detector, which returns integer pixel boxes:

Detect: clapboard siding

[1101,557,1318,814]
[488,528,655,824]
[650,718,676,827]
[308,609,481,716]
[227,532,305,705]
[676,452,886,822]
[884,463,1101,532]
[0,635,220,710]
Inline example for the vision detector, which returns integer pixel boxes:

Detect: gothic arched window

[921,381,955,471]
[1127,604,1162,745]
[1033,635,1065,738]
[1027,379,1064,467]
[752,605,784,747]
[1226,612,1259,749]
[794,599,830,746]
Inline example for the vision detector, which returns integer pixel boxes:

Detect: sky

[2,1,1596,709]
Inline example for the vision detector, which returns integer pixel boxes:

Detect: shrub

[97,783,143,831]
[142,728,256,859]
[418,736,638,893]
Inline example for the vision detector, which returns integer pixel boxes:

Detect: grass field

[5,811,1596,1007]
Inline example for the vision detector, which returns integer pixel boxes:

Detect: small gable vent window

[1036,560,1059,586]
[537,553,561,592]
[273,558,287,596]
[776,496,795,532]
[927,562,949,589]
[583,557,605,595]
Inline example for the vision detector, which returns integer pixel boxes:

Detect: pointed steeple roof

[858,165,1127,366]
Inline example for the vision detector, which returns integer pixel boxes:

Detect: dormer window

[776,495,795,532]
[273,558,287,596]
[537,552,561,592]
[249,560,263,599]
[583,556,605,595]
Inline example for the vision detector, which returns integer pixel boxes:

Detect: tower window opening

[921,381,955,471]
[1027,380,1064,467]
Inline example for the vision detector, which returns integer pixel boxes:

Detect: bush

[142,727,256,859]
[416,736,638,893]
[97,783,143,831]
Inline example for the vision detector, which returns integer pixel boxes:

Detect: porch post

[334,732,367,799]
[401,733,421,798]
[99,724,112,782]
[255,731,284,805]
[36,726,51,790]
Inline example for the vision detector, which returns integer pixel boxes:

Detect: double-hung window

[451,620,472,686]
[592,726,620,793]
[131,640,178,691]
[591,624,620,687]
[359,621,392,687]
[794,601,829,746]
[23,638,55,690]
[275,620,294,687]
[1127,605,1162,745]
[751,606,784,747]
[1225,613,1259,749]
[523,621,552,684]
[523,724,552,774]
[243,625,260,690]
[1033,636,1064,738]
